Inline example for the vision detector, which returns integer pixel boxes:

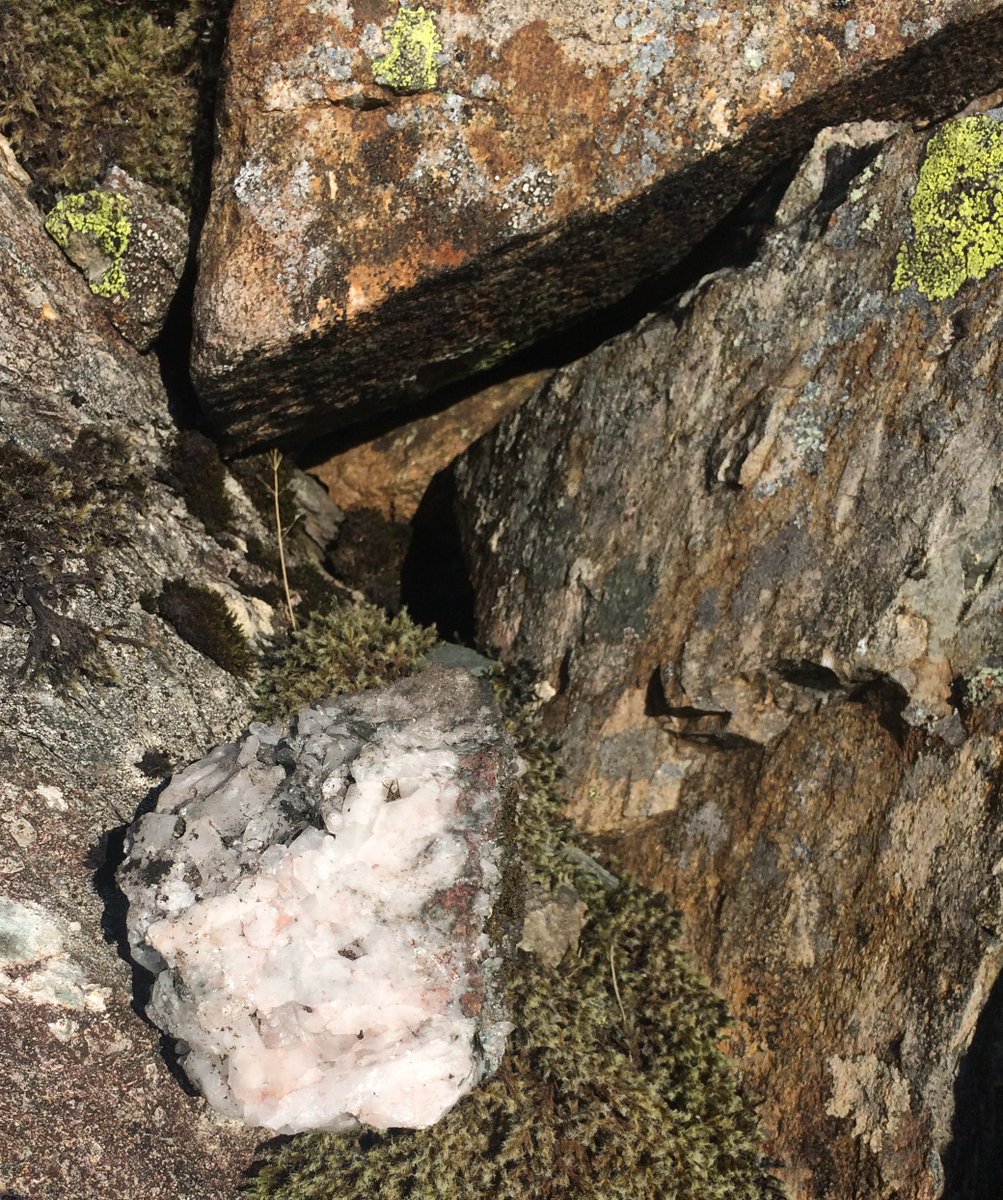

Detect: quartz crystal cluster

[118,667,518,1134]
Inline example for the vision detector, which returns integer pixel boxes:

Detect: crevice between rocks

[942,963,1003,1199]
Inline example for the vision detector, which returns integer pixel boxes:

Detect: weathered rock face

[454,113,1003,1197]
[193,0,1003,451]
[44,166,188,350]
[0,155,330,1198]
[609,697,1003,1200]
[119,667,518,1136]
[312,370,550,522]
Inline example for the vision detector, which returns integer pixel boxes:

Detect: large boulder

[192,0,1003,451]
[454,112,1003,1197]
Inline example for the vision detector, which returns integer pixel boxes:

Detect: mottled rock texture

[44,166,189,351]
[193,0,1003,451]
[119,667,518,1135]
[0,157,329,1199]
[455,114,1003,1198]
[312,371,550,522]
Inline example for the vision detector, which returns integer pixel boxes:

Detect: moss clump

[0,0,230,209]
[0,431,143,683]
[247,671,781,1200]
[893,115,1003,301]
[162,429,236,538]
[151,578,255,677]
[44,190,133,299]
[371,4,442,94]
[254,600,439,721]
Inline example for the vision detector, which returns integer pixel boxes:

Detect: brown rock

[193,0,1003,451]
[454,113,1003,1196]
[605,700,1003,1200]
[312,371,549,522]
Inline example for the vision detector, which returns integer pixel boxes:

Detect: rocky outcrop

[454,112,1003,1197]
[0,156,333,1199]
[192,0,1003,451]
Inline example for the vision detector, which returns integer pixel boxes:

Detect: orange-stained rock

[311,370,550,521]
[193,0,1003,451]
[453,113,1003,1197]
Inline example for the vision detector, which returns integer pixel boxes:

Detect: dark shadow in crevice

[848,675,911,746]
[774,659,844,692]
[151,0,234,432]
[91,777,204,1099]
[296,156,801,471]
[90,779,168,1018]
[154,252,205,431]
[941,963,1003,1199]
[644,666,673,718]
[399,466,475,645]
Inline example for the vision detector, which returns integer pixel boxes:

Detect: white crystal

[120,668,515,1135]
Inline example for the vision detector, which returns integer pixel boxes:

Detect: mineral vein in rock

[119,667,516,1134]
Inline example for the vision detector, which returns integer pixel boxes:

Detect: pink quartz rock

[119,667,518,1134]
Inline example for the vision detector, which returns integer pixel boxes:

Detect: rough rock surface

[193,0,1003,451]
[44,166,188,350]
[455,113,1003,1197]
[312,371,550,522]
[0,156,326,1198]
[119,667,518,1135]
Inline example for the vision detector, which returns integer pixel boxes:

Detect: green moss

[44,191,133,299]
[153,578,256,677]
[893,115,1003,301]
[371,4,442,94]
[163,429,236,538]
[254,600,439,722]
[246,671,781,1200]
[0,0,230,209]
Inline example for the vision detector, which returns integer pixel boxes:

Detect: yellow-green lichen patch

[371,4,442,94]
[893,115,1003,301]
[246,671,780,1200]
[44,191,133,300]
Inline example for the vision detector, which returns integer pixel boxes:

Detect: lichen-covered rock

[192,0,1003,451]
[454,111,1003,1197]
[457,110,1003,815]
[45,166,188,349]
[119,667,518,1135]
[0,149,335,1199]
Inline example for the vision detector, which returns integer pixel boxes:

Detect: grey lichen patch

[371,4,443,94]
[962,666,1003,706]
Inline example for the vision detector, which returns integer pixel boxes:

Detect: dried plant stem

[609,940,639,1066]
[270,449,297,632]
